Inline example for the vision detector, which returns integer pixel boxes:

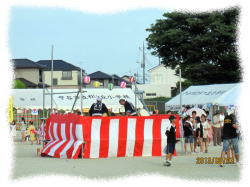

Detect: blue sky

[9,7,169,79]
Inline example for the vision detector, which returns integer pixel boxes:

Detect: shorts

[184,136,194,143]
[203,138,208,142]
[166,143,175,154]
[222,138,239,154]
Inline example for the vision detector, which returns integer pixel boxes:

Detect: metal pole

[42,70,45,118]
[50,45,54,114]
[71,91,80,112]
[179,68,182,112]
[80,67,83,115]
[179,66,184,153]
[142,42,145,84]
[134,75,137,112]
[179,65,184,153]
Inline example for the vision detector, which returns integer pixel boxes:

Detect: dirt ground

[12,132,241,181]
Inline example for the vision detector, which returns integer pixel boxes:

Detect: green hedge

[13,80,27,89]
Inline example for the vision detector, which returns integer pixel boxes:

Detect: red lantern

[120,81,126,88]
[129,76,135,83]
[83,75,91,84]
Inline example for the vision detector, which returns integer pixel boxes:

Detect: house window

[146,93,157,96]
[53,78,58,86]
[62,71,72,80]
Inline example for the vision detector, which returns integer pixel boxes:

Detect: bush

[13,80,27,89]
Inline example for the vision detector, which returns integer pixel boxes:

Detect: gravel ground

[12,132,241,181]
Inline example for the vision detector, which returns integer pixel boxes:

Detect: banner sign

[31,109,39,115]
[12,88,143,110]
[8,97,14,123]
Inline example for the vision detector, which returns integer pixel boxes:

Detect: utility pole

[179,65,184,153]
[80,62,83,115]
[42,70,45,118]
[179,67,182,114]
[142,42,146,84]
[50,45,54,114]
[134,73,137,112]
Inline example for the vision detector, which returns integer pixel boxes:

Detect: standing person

[166,110,172,115]
[190,111,197,152]
[10,120,17,141]
[220,113,240,167]
[36,119,45,145]
[183,116,194,154]
[212,111,222,146]
[206,111,213,145]
[89,98,109,116]
[219,110,225,139]
[195,117,204,153]
[119,99,137,116]
[201,114,209,153]
[20,117,27,143]
[27,121,36,145]
[164,115,178,167]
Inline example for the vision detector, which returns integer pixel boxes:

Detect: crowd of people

[10,117,45,145]
[181,109,241,167]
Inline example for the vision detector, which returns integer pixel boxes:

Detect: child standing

[164,115,177,167]
[27,121,36,145]
[195,116,204,153]
[20,117,27,143]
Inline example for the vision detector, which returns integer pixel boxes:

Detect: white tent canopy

[166,83,241,108]
[213,84,241,106]
[12,88,143,113]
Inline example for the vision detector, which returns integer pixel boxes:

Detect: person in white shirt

[201,114,210,153]
[212,111,221,146]
[10,120,17,141]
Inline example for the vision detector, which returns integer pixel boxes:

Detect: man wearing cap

[119,99,137,116]
[89,98,109,116]
[164,115,178,167]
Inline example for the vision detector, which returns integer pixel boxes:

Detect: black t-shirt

[165,125,176,143]
[183,121,193,137]
[222,115,237,139]
[124,101,136,115]
[196,123,203,138]
[89,102,108,116]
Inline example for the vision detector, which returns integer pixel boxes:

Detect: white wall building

[134,64,185,99]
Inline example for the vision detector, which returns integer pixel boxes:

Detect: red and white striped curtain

[41,114,180,159]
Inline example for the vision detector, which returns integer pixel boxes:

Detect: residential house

[134,64,185,99]
[121,75,130,82]
[37,60,83,89]
[12,58,45,88]
[86,71,131,88]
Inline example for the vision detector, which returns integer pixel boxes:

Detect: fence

[144,101,166,114]
[13,108,51,130]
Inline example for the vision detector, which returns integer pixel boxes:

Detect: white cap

[97,97,102,102]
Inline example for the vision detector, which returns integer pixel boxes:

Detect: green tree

[146,8,241,85]
[13,79,27,89]
[171,79,192,97]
